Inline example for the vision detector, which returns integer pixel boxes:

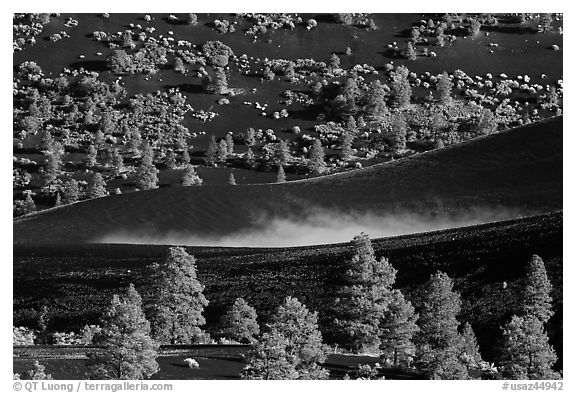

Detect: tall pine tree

[500,315,559,380]
[415,271,468,379]
[88,284,159,380]
[148,247,209,344]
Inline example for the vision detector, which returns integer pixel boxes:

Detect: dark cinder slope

[13,116,562,245]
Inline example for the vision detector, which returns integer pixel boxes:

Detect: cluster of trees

[13,237,560,380]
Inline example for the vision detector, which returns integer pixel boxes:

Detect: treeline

[14,236,560,380]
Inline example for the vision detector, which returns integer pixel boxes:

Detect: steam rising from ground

[97,207,530,248]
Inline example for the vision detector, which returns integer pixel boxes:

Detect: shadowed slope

[13,116,562,245]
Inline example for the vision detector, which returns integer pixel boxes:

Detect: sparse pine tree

[415,271,469,380]
[273,297,329,379]
[245,148,255,166]
[476,109,498,135]
[275,139,290,166]
[44,152,61,183]
[333,234,397,353]
[330,53,341,70]
[244,128,256,146]
[229,173,237,185]
[18,361,53,380]
[85,144,98,168]
[276,165,287,183]
[457,322,483,371]
[363,80,388,120]
[222,298,260,344]
[140,142,154,167]
[111,148,123,176]
[437,71,453,105]
[181,148,191,165]
[61,179,80,204]
[165,149,177,169]
[405,41,416,61]
[174,57,186,73]
[135,163,159,191]
[346,115,358,134]
[242,330,298,380]
[40,130,54,152]
[379,290,419,366]
[468,18,482,36]
[392,113,408,151]
[307,139,325,174]
[187,13,198,25]
[88,284,159,380]
[523,255,553,324]
[94,130,105,149]
[340,130,354,162]
[217,140,228,163]
[500,315,559,380]
[87,172,108,199]
[149,247,209,344]
[54,192,61,207]
[205,136,218,166]
[225,133,235,155]
[390,66,412,108]
[181,165,203,186]
[22,193,36,215]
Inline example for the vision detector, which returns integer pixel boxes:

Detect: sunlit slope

[13,116,562,245]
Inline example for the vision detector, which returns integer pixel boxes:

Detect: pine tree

[242,330,298,380]
[245,148,255,167]
[244,128,256,146]
[225,133,234,155]
[275,139,290,166]
[340,130,354,162]
[85,144,98,168]
[148,247,209,344]
[392,113,408,151]
[181,148,191,165]
[415,271,469,380]
[522,255,553,323]
[87,173,108,198]
[54,192,61,207]
[217,140,229,163]
[140,142,154,167]
[165,149,177,169]
[500,315,559,379]
[44,152,61,183]
[330,53,341,70]
[333,234,397,353]
[346,115,358,134]
[20,193,36,214]
[276,165,287,183]
[379,290,419,366]
[458,322,483,370]
[135,163,159,191]
[40,130,54,152]
[88,284,159,380]
[111,148,123,176]
[363,80,388,120]
[62,179,80,204]
[437,71,453,105]
[222,298,260,344]
[18,361,53,380]
[181,165,203,186]
[229,173,237,185]
[390,66,412,108]
[405,41,416,61]
[307,139,325,174]
[205,136,218,165]
[244,297,328,380]
[94,129,105,149]
[476,109,498,135]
